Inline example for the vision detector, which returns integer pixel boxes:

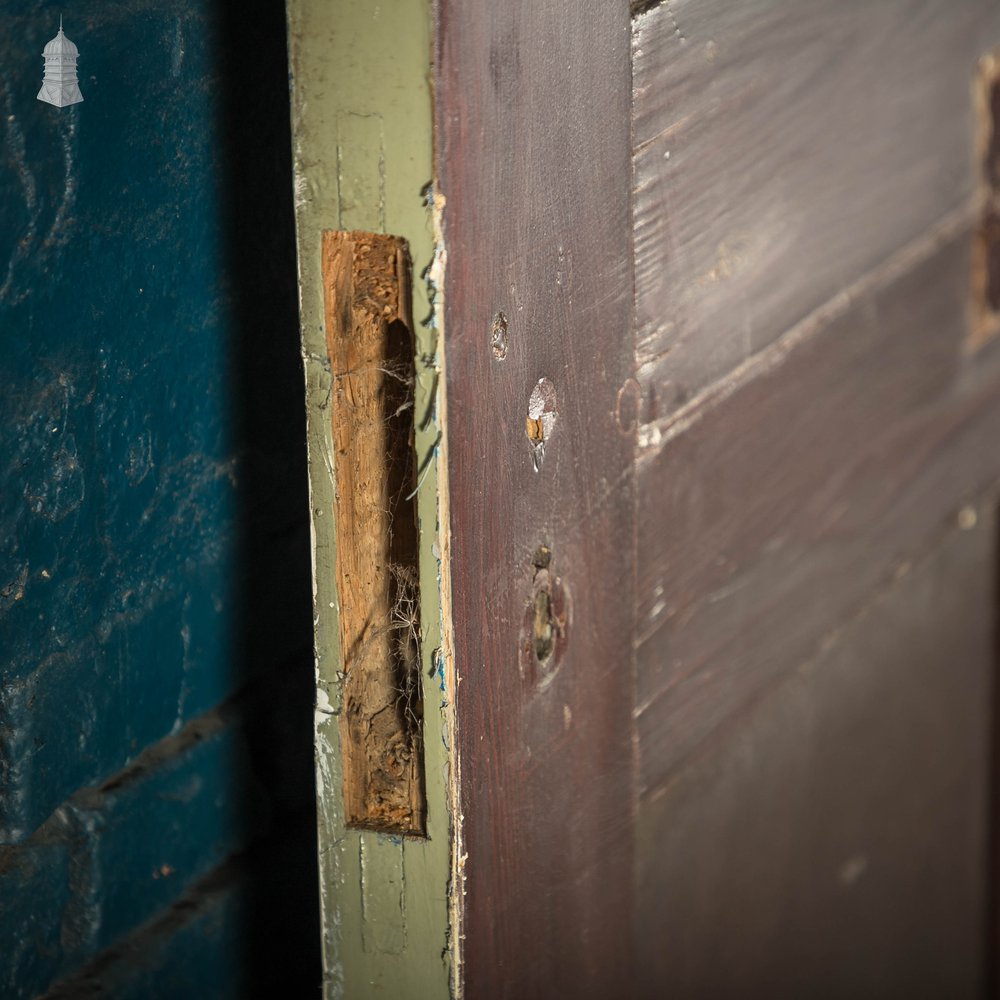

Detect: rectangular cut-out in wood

[973,51,1000,349]
[322,230,425,836]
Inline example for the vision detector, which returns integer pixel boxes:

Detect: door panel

[295,1,1000,995]
[631,0,1000,995]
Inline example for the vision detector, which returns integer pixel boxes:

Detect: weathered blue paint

[43,816,321,1000]
[1,1,318,993]
[2,3,238,841]
[3,715,251,998]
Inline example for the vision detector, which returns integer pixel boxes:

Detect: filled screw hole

[526,377,557,472]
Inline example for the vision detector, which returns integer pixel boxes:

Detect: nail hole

[533,587,555,663]
[519,544,571,688]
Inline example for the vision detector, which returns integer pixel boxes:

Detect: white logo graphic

[37,17,83,108]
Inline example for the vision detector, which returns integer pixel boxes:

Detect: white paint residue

[315,685,335,726]
[527,380,557,439]
[637,422,661,451]
[294,171,311,211]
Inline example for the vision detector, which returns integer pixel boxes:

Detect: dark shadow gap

[214,0,321,995]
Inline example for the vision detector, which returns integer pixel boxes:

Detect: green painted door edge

[283,2,457,997]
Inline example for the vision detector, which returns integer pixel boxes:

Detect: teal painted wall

[0,2,319,995]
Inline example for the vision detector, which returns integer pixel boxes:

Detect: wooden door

[440,1,1000,996]
[292,1,1000,995]
[627,4,1000,995]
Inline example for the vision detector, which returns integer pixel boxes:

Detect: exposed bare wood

[322,231,425,836]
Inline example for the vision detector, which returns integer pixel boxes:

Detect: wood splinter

[322,230,426,836]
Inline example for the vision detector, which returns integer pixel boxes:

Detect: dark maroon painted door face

[437,1,1000,996]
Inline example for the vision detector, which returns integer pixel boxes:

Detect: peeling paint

[427,182,466,1000]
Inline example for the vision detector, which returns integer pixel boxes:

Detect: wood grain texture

[635,223,1000,799]
[631,4,1000,992]
[435,2,635,996]
[637,501,995,998]
[632,0,1000,410]
[322,232,425,836]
